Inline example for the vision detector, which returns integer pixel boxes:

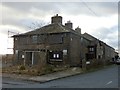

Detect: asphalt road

[2,65,119,88]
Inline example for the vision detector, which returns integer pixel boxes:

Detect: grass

[2,64,70,76]
[2,62,114,76]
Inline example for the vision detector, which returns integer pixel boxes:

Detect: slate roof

[82,33,114,49]
[82,33,98,41]
[13,23,79,37]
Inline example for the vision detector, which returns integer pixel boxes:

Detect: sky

[0,1,119,54]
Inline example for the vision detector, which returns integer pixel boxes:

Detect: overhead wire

[81,0,98,17]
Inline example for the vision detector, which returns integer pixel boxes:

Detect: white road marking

[106,81,112,85]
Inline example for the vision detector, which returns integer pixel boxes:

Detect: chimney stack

[65,21,73,29]
[51,14,62,24]
[75,27,81,34]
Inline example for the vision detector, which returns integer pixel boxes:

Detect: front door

[25,52,33,66]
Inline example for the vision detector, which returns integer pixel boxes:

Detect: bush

[19,65,26,70]
[46,65,53,72]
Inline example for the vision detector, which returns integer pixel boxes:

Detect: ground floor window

[86,53,95,60]
[53,53,60,59]
[49,51,63,61]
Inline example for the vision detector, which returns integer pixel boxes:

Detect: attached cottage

[12,14,116,68]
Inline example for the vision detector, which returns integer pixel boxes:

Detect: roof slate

[13,23,79,37]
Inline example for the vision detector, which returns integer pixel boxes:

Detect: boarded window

[38,35,46,43]
[19,36,28,45]
[48,34,63,44]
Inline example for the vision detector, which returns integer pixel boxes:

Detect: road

[2,65,119,88]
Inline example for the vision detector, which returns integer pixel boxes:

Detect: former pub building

[13,14,117,68]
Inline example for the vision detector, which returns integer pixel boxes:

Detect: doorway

[26,52,34,66]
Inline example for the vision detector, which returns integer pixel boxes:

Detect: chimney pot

[51,14,62,24]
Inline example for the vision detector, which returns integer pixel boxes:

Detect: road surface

[2,65,119,88]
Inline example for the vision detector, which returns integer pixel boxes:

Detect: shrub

[19,65,26,70]
[44,65,54,74]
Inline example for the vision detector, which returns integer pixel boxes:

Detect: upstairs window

[80,37,83,42]
[48,34,63,44]
[38,34,46,44]
[19,36,28,45]
[32,35,37,43]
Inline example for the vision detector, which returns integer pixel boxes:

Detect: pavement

[2,67,83,83]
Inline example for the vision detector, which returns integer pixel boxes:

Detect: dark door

[26,52,32,66]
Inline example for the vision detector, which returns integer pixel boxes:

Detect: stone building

[13,14,84,67]
[82,33,115,65]
[12,14,116,68]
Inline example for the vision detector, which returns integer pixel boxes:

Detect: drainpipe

[24,51,26,66]
[32,52,34,65]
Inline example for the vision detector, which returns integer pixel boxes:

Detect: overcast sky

[0,1,119,54]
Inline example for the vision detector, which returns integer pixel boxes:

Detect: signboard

[86,61,90,65]
[63,50,67,55]
[15,50,18,54]
[22,55,24,58]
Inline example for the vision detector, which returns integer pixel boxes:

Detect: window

[32,35,37,43]
[49,51,63,61]
[53,54,60,59]
[81,37,83,42]
[48,34,63,44]
[38,34,46,43]
[57,54,59,58]
[89,47,94,52]
[19,37,28,45]
[53,54,56,58]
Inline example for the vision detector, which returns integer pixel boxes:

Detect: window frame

[48,34,63,44]
[49,51,63,61]
[32,35,38,44]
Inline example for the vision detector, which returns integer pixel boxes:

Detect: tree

[26,20,50,29]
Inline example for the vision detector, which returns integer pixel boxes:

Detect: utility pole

[7,30,19,53]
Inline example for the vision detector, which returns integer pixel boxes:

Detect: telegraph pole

[7,30,19,51]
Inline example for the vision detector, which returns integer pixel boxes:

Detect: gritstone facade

[12,14,117,68]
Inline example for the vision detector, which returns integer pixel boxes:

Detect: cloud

[2,2,118,16]
[91,25,118,50]
[1,4,29,32]
[85,2,118,16]
[1,0,120,2]
[2,2,118,30]
[61,14,117,34]
[1,3,52,32]
[0,25,26,35]
[2,2,60,17]
[58,2,118,17]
